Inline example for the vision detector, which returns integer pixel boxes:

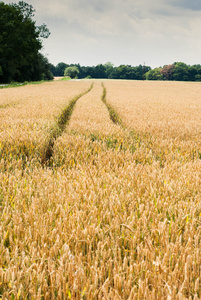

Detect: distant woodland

[51,62,201,82]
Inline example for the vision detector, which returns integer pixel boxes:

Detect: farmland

[1,79,201,299]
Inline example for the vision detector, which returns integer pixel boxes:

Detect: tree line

[145,63,201,81]
[0,1,53,83]
[50,63,151,80]
[51,62,201,82]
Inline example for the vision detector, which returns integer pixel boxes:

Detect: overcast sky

[3,0,201,67]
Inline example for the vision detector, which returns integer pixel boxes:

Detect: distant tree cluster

[145,62,201,81]
[0,1,53,83]
[50,62,151,80]
[51,61,201,82]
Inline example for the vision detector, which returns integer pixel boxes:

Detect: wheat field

[1,79,201,299]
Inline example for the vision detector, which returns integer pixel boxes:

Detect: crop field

[1,79,201,299]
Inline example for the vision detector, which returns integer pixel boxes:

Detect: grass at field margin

[0,80,53,89]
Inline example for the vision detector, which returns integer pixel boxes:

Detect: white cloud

[3,0,201,67]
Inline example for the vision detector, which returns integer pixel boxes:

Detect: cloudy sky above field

[3,0,201,67]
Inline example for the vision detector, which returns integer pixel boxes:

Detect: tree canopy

[145,68,163,81]
[64,66,79,79]
[0,1,53,83]
[51,62,151,81]
[50,60,201,82]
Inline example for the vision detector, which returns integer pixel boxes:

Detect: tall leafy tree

[0,1,51,83]
[64,66,79,79]
[145,68,163,80]
[160,64,175,80]
[92,64,106,78]
[172,62,190,81]
[53,62,68,76]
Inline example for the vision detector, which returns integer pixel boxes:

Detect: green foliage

[0,1,52,83]
[108,64,150,80]
[195,74,201,81]
[51,61,201,82]
[60,77,71,81]
[34,53,53,81]
[51,62,68,76]
[145,68,163,80]
[0,82,26,89]
[160,63,201,82]
[93,64,107,78]
[51,62,151,80]
[173,62,190,81]
[0,80,52,89]
[104,62,114,78]
[64,66,79,79]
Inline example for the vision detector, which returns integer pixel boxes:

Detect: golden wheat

[0,80,91,168]
[0,80,201,299]
[68,81,121,135]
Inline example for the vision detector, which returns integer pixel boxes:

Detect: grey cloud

[170,0,201,11]
[67,0,114,14]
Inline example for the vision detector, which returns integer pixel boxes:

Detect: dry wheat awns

[0,79,201,299]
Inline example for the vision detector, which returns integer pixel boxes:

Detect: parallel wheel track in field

[101,82,123,127]
[43,82,125,167]
[41,83,94,166]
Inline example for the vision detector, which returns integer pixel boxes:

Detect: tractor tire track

[68,81,120,135]
[101,82,123,127]
[41,83,94,165]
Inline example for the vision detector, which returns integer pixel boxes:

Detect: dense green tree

[172,62,190,81]
[64,66,79,78]
[78,66,93,78]
[188,65,197,81]
[92,64,106,78]
[33,53,53,81]
[135,65,144,80]
[50,64,57,77]
[116,65,130,79]
[195,74,201,81]
[0,1,51,83]
[188,64,201,81]
[108,64,151,80]
[145,68,163,80]
[53,62,68,76]
[104,62,114,77]
[109,65,131,79]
